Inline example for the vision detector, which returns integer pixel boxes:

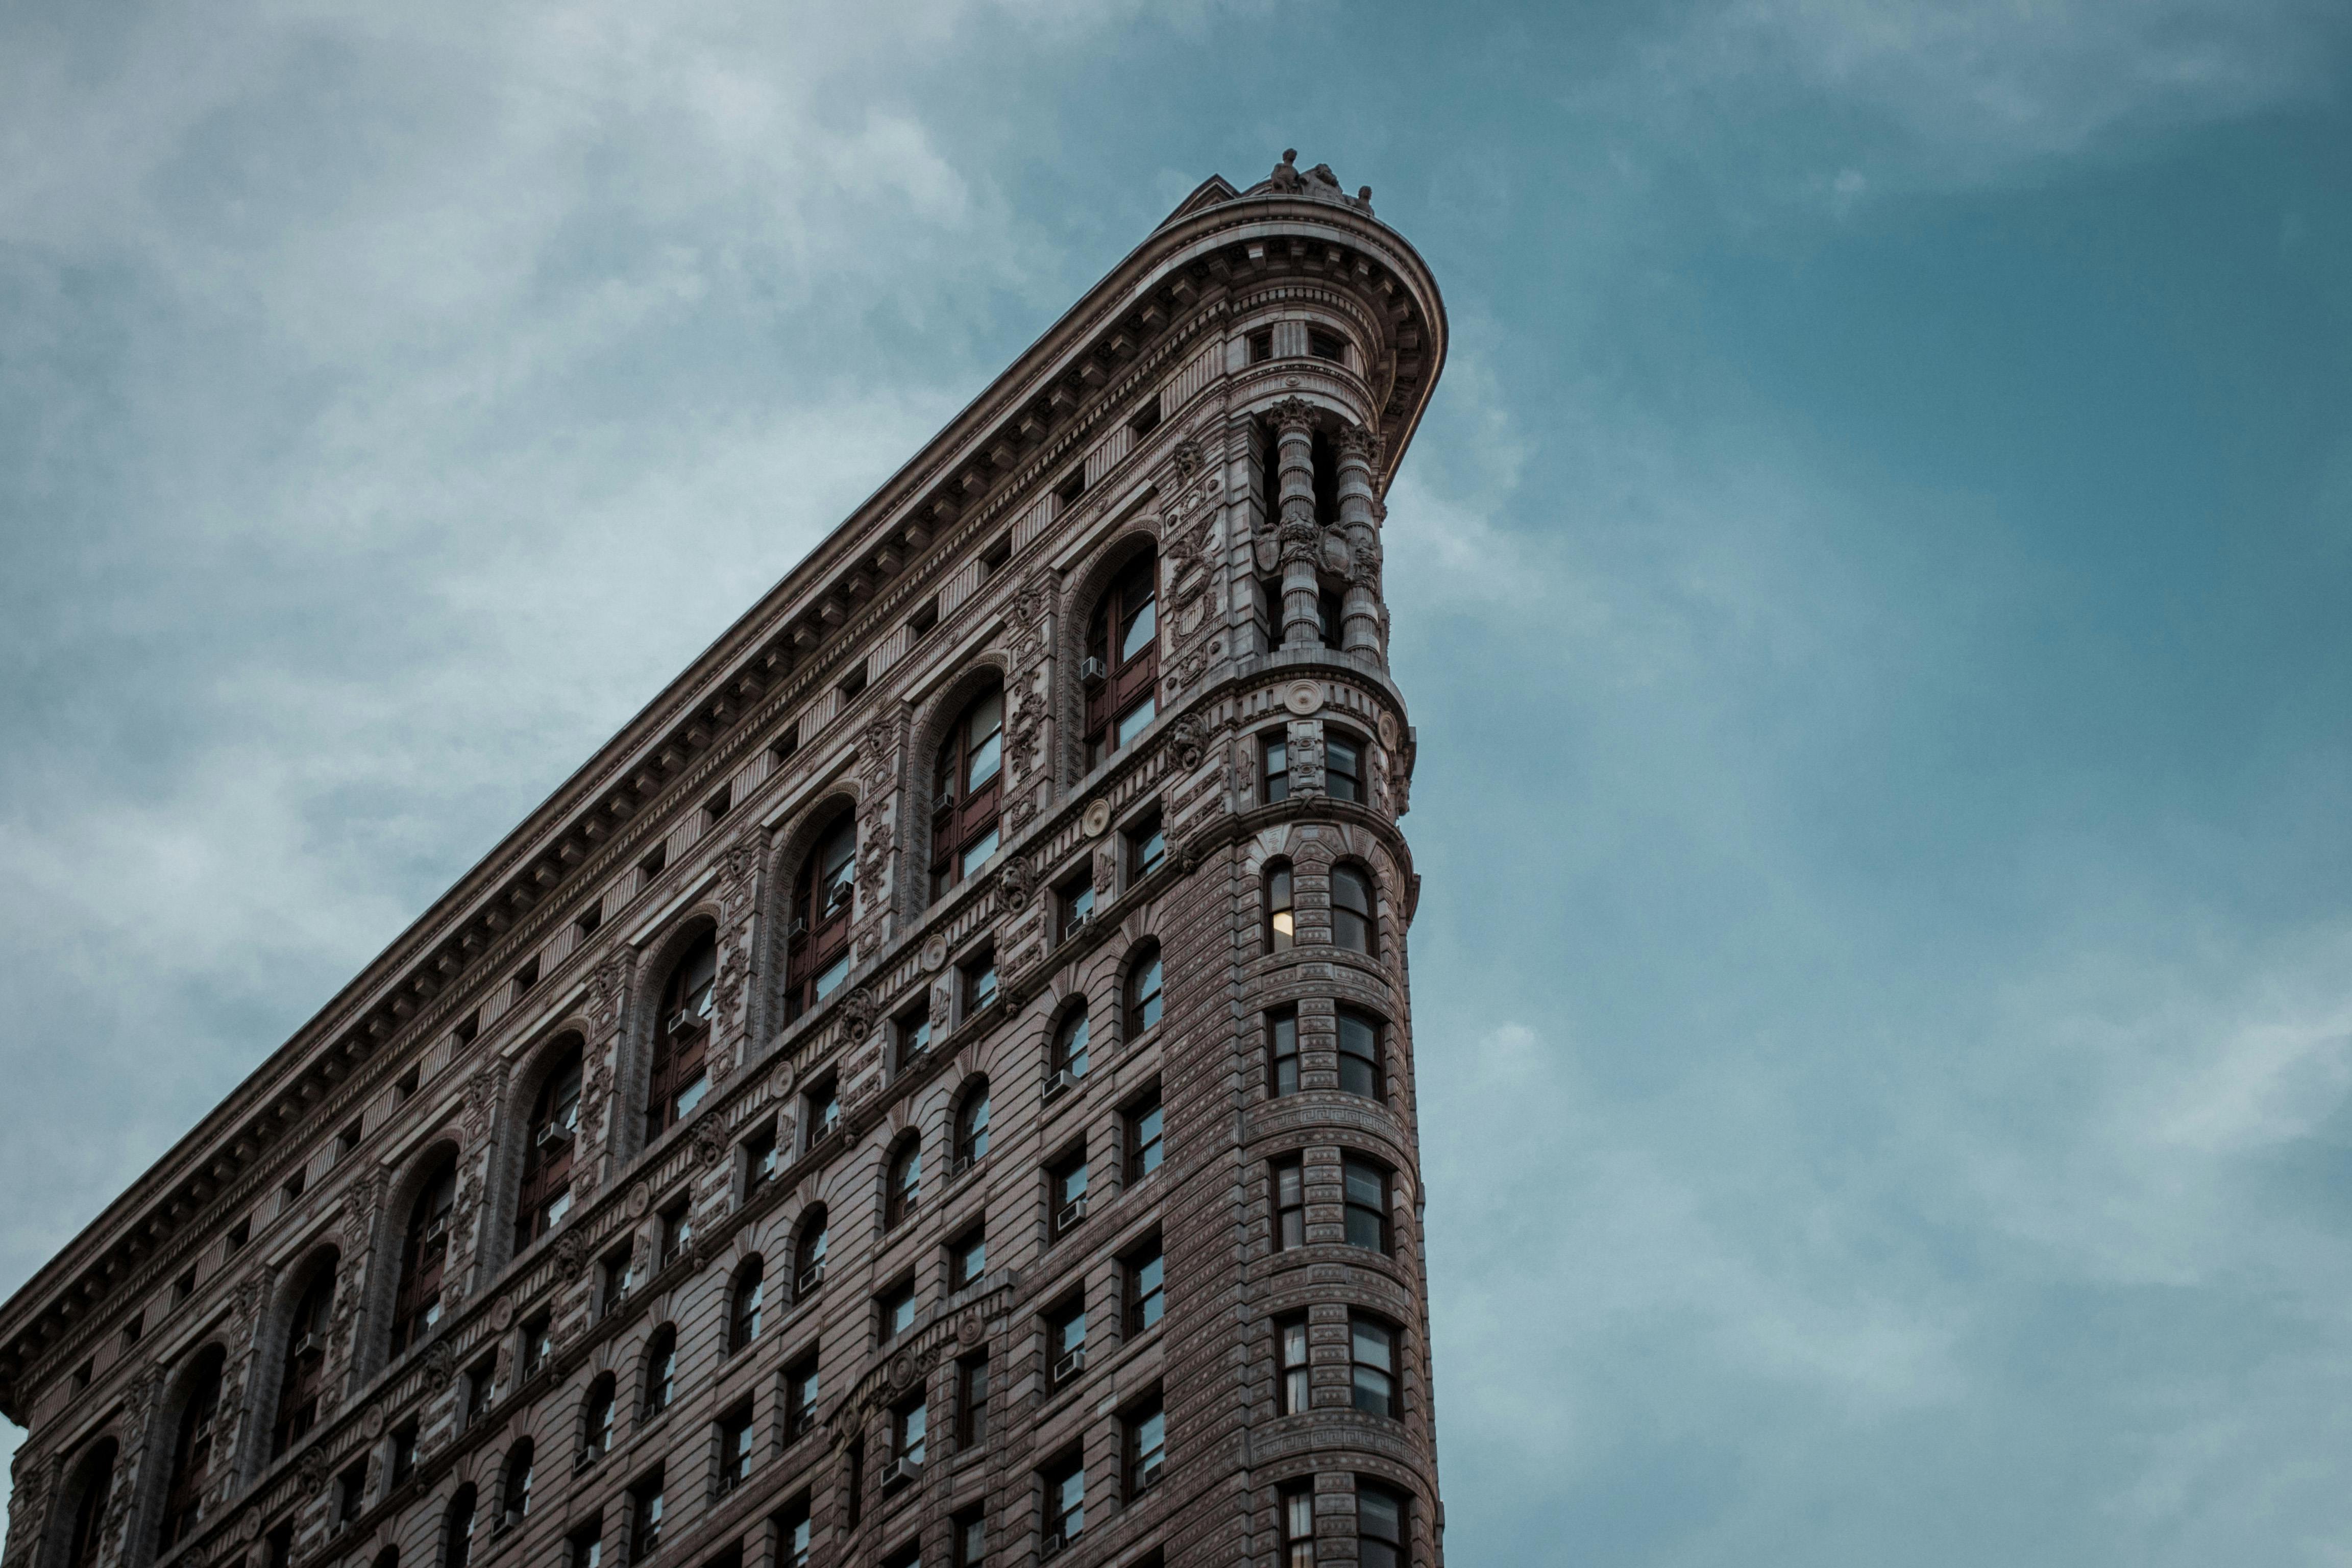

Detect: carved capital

[1269,396,1316,435]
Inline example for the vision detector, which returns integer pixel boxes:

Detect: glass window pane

[1116,695,1156,746]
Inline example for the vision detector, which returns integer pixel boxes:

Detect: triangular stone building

[2,153,1449,1568]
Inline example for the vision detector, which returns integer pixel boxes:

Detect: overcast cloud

[7,2,2352,1562]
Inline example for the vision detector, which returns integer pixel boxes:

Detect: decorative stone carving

[927,984,952,1031]
[693,1122,727,1169]
[362,1403,388,1440]
[1171,438,1205,480]
[920,934,949,973]
[1269,395,1316,434]
[1168,712,1208,772]
[587,956,629,1037]
[296,1446,331,1497]
[1284,679,1324,716]
[997,855,1035,912]
[627,1181,652,1218]
[493,1295,517,1332]
[1277,517,1320,563]
[716,842,761,923]
[839,985,878,1043]
[1082,799,1112,837]
[554,1230,589,1283]
[1287,725,1326,795]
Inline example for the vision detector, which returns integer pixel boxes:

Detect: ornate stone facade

[1,158,1446,1568]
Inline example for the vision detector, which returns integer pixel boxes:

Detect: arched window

[1264,861,1294,953]
[884,1136,922,1229]
[784,814,856,1020]
[1049,1008,1090,1089]
[1332,864,1375,954]
[641,1325,677,1416]
[500,1439,535,1525]
[581,1375,617,1464]
[930,685,1004,900]
[728,1258,765,1353]
[794,1208,830,1297]
[59,1440,117,1568]
[1083,549,1159,768]
[1124,943,1164,1038]
[389,1162,456,1358]
[271,1255,338,1458]
[373,1549,399,1568]
[157,1349,225,1552]
[444,1484,478,1568]
[953,1081,991,1171]
[645,937,716,1144]
[516,1041,583,1253]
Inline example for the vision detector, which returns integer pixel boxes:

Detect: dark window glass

[1126,1241,1164,1336]
[444,1486,478,1568]
[879,1282,917,1343]
[1358,1483,1406,1568]
[1273,1160,1305,1251]
[785,1357,821,1441]
[963,950,999,1014]
[642,1326,677,1415]
[956,1083,992,1169]
[1351,1316,1400,1417]
[1281,1485,1315,1568]
[644,939,716,1144]
[1084,552,1160,768]
[1126,813,1165,880]
[1050,1153,1090,1238]
[775,1500,813,1568]
[1269,1009,1299,1096]
[892,1398,926,1466]
[1327,735,1362,802]
[582,1377,616,1463]
[1332,865,1375,954]
[950,1227,988,1291]
[659,1203,692,1269]
[630,1474,665,1561]
[1044,1456,1085,1549]
[516,1044,583,1255]
[272,1260,336,1457]
[1126,945,1163,1036]
[1278,1315,1310,1414]
[1125,1393,1165,1497]
[718,1406,754,1494]
[502,1440,535,1522]
[388,1166,456,1358]
[1338,1011,1382,1098]
[63,1443,117,1568]
[1059,879,1095,942]
[933,686,1006,899]
[1262,736,1289,803]
[885,1138,923,1228]
[729,1258,765,1352]
[952,1507,986,1568]
[795,1210,829,1296]
[1050,1009,1091,1089]
[568,1522,603,1568]
[1126,1094,1163,1183]
[957,1354,990,1447]
[1343,1159,1390,1253]
[1048,1301,1087,1384]
[783,815,856,1020]
[744,1126,779,1191]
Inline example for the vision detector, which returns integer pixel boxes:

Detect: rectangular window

[1351,1315,1400,1417]
[639,844,668,886]
[1049,1149,1089,1239]
[1125,1238,1164,1337]
[949,1225,988,1291]
[770,727,801,768]
[1269,1008,1299,1095]
[1130,399,1163,438]
[465,1356,497,1422]
[600,1244,638,1318]
[838,664,869,701]
[1273,1159,1305,1251]
[1326,733,1362,802]
[630,1472,665,1561]
[1262,734,1289,803]
[659,1201,693,1269]
[1043,1454,1085,1552]
[283,1167,306,1206]
[957,1353,991,1447]
[908,599,940,642]
[1281,1484,1315,1568]
[783,1355,821,1442]
[389,1419,419,1486]
[1278,1313,1311,1414]
[226,1218,250,1256]
[174,1270,195,1308]
[773,1498,813,1568]
[1055,470,1086,508]
[336,1121,361,1161]
[1125,1092,1163,1183]
[883,1548,920,1568]
[845,1438,865,1529]
[962,949,998,1014]
[1343,1159,1390,1253]
[1058,877,1095,942]
[1047,1298,1087,1385]
[743,1125,779,1192]
[568,1520,603,1568]
[1357,1483,1406,1568]
[952,1506,986,1567]
[396,1065,420,1103]
[1308,328,1345,363]
[512,955,541,998]
[804,1079,841,1145]
[980,534,1013,577]
[455,1013,480,1048]
[896,1006,932,1069]
[1125,810,1165,881]
[703,786,731,826]
[336,1461,369,1525]
[878,1280,917,1343]
[1248,328,1274,363]
[521,1312,553,1380]
[892,1397,927,1467]
[717,1405,755,1494]
[1338,1011,1382,1099]
[121,1313,143,1350]
[1124,1391,1166,1497]
[576,903,603,940]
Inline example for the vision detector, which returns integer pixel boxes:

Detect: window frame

[932,684,1007,900]
[1343,1158,1392,1254]
[1124,942,1164,1038]
[515,1042,584,1255]
[1350,1313,1402,1418]
[1277,1313,1310,1415]
[644,937,717,1145]
[1261,732,1289,804]
[1083,549,1160,768]
[1337,1009,1384,1100]
[1331,862,1376,955]
[782,814,856,1021]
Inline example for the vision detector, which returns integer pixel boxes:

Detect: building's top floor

[0,157,1446,1427]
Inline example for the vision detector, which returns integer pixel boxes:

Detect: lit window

[1265,861,1294,950]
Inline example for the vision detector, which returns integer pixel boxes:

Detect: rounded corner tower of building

[0,151,1450,1568]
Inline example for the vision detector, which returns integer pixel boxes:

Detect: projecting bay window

[783,814,856,1020]
[645,937,716,1144]
[1083,551,1159,769]
[932,686,1005,900]
[516,1043,583,1253]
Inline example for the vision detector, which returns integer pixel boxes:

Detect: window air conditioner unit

[1063,908,1091,933]
[1079,656,1109,684]
[535,1122,574,1150]
[882,1456,922,1487]
[796,1261,827,1294]
[1041,1531,1070,1561]
[1052,1345,1087,1381]
[1133,1457,1163,1491]
[1056,1195,1089,1231]
[933,787,958,813]
[423,1215,449,1242]
[1044,1068,1079,1099]
[826,881,854,912]
[290,1331,321,1359]
[950,1155,976,1178]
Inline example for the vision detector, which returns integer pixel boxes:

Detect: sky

[5,0,2352,1561]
